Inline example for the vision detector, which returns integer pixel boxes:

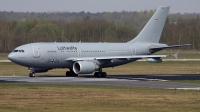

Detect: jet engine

[146,58,162,63]
[34,68,52,73]
[73,61,100,74]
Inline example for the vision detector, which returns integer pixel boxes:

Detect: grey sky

[0,0,200,13]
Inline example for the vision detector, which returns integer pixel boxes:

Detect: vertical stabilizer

[128,6,170,43]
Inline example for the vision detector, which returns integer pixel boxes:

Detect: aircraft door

[77,49,81,57]
[130,46,136,56]
[32,46,40,58]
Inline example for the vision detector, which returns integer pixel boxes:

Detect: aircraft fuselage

[8,42,166,68]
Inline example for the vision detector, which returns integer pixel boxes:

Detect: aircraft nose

[8,53,16,62]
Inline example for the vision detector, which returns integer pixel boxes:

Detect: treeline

[163,16,200,50]
[0,10,200,52]
[0,17,138,52]
[1,10,200,27]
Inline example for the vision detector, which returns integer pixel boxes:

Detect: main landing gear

[66,68,78,77]
[94,72,107,78]
[29,67,35,77]
[94,68,107,78]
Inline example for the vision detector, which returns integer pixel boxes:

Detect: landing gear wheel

[29,67,35,77]
[66,71,78,77]
[101,72,107,78]
[94,72,98,77]
[97,72,102,78]
[29,73,35,77]
[94,72,107,78]
[66,71,70,76]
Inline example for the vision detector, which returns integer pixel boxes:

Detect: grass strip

[0,84,200,112]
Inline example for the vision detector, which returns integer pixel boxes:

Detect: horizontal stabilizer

[149,44,191,53]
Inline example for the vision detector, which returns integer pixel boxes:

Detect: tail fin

[128,6,170,43]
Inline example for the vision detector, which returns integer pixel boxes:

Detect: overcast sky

[0,0,200,13]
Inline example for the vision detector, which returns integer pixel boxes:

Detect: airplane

[8,6,190,77]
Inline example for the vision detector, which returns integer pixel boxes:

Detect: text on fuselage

[57,46,77,50]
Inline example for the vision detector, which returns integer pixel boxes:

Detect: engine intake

[73,61,100,74]
[146,58,162,63]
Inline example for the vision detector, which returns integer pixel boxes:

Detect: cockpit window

[13,49,25,53]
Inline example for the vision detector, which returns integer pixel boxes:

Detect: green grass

[1,61,200,76]
[0,53,9,60]
[0,84,200,112]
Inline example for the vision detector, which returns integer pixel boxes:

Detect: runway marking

[0,76,138,83]
[1,76,200,89]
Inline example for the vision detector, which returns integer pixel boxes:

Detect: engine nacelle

[146,58,162,63]
[34,68,52,73]
[73,61,100,74]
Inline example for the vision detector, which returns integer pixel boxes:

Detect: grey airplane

[8,6,189,77]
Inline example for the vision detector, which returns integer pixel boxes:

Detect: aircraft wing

[66,55,168,61]
[149,44,191,53]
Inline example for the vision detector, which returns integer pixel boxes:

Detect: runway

[1,74,200,90]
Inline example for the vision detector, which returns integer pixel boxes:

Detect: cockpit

[13,49,25,53]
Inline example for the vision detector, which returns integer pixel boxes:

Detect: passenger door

[32,46,40,58]
[130,46,136,56]
[77,49,81,57]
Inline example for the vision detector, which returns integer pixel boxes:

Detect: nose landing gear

[29,67,35,77]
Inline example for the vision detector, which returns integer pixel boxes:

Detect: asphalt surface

[1,74,200,90]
